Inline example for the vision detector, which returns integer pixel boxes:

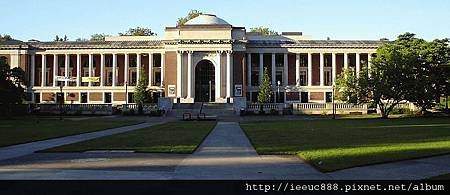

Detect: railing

[36,104,113,115]
[293,103,368,114]
[123,103,158,114]
[247,103,286,111]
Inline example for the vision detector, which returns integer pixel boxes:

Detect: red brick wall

[42,92,55,102]
[312,54,320,86]
[142,55,149,80]
[286,92,299,101]
[113,92,125,101]
[89,92,102,101]
[336,54,344,77]
[47,55,54,86]
[94,55,100,77]
[164,52,177,97]
[288,54,296,85]
[70,55,77,78]
[310,92,324,101]
[233,52,245,96]
[117,54,124,86]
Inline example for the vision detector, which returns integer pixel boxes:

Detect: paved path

[0,120,449,180]
[0,122,161,161]
[174,122,327,179]
[328,154,450,180]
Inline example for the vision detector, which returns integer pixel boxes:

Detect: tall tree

[335,33,421,118]
[119,27,156,36]
[54,35,68,42]
[250,26,278,36]
[0,57,25,117]
[177,10,203,26]
[257,67,272,103]
[133,67,149,114]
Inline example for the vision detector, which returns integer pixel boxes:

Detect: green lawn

[241,117,450,172]
[43,121,216,153]
[0,118,143,147]
[430,173,450,180]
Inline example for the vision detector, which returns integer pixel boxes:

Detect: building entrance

[195,60,215,102]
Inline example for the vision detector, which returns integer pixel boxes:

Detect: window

[128,92,135,103]
[56,92,65,104]
[34,93,41,103]
[275,54,284,67]
[299,71,307,86]
[326,92,333,103]
[324,70,332,86]
[301,92,309,103]
[251,71,259,86]
[276,71,283,85]
[80,92,88,103]
[104,92,111,103]
[299,55,308,67]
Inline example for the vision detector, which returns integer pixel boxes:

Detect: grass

[240,117,450,172]
[430,173,450,180]
[43,121,216,153]
[0,117,143,147]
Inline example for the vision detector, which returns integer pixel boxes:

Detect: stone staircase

[171,102,236,120]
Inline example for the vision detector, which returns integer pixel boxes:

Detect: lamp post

[332,84,336,119]
[277,80,281,103]
[125,81,128,105]
[59,83,63,120]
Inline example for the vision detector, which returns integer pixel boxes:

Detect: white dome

[184,14,230,25]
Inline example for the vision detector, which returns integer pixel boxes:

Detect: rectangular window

[326,92,333,103]
[275,54,284,67]
[104,92,111,103]
[324,70,332,86]
[80,92,88,103]
[300,54,308,67]
[128,92,135,103]
[276,71,283,85]
[299,71,307,86]
[56,92,65,104]
[251,71,259,86]
[301,92,309,103]
[34,93,41,103]
[251,92,258,103]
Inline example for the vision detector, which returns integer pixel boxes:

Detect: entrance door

[195,60,215,102]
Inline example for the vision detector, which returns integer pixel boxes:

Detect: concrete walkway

[0,122,161,161]
[0,120,449,180]
[174,122,327,179]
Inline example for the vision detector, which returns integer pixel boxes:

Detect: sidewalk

[0,122,162,161]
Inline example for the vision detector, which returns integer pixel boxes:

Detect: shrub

[269,109,278,115]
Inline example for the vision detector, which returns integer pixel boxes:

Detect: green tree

[54,35,68,42]
[257,67,272,103]
[0,57,25,118]
[177,10,203,26]
[90,33,109,41]
[119,27,156,36]
[0,34,13,42]
[250,26,278,36]
[133,67,149,114]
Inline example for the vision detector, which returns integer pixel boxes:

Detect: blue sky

[1,0,449,41]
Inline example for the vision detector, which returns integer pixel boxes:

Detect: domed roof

[184,14,230,25]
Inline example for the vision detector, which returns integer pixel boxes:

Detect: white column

[41,54,46,87]
[259,53,263,84]
[148,53,153,86]
[226,51,232,98]
[215,51,222,99]
[76,54,81,87]
[187,51,192,98]
[344,53,348,69]
[247,53,251,86]
[88,54,93,87]
[124,53,129,85]
[319,53,324,86]
[30,54,35,87]
[176,51,182,97]
[100,53,105,87]
[295,53,300,86]
[161,53,165,87]
[356,53,360,76]
[283,53,288,86]
[271,53,276,86]
[53,54,58,87]
[136,53,141,85]
[307,53,312,86]
[64,54,69,86]
[112,53,117,87]
[368,53,372,77]
[332,53,336,84]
